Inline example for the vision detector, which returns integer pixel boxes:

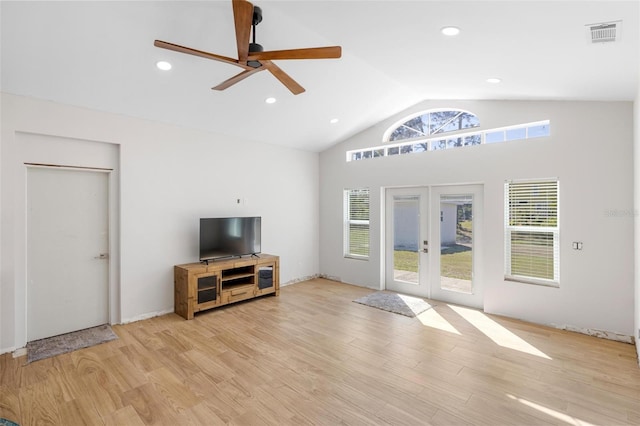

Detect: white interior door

[430,185,484,308]
[27,166,110,341]
[385,187,430,297]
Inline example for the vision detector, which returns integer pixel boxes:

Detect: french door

[385,185,484,308]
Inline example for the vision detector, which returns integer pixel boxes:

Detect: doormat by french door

[353,291,434,317]
[26,324,118,363]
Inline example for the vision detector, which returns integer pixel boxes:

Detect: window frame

[504,179,560,286]
[383,109,481,143]
[344,188,370,260]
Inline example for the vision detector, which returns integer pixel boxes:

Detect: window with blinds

[505,180,559,285]
[344,188,370,259]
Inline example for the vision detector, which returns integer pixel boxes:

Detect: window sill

[344,255,369,261]
[505,276,559,288]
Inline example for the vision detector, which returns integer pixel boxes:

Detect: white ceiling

[1,1,638,152]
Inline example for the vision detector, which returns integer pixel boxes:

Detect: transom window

[385,109,480,142]
[347,120,550,162]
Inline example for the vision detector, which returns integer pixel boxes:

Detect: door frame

[12,132,120,350]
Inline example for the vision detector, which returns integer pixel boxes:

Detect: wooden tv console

[174,254,279,320]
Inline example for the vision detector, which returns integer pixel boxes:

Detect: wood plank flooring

[1,278,639,425]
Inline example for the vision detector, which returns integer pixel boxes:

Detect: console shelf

[174,254,279,320]
[222,273,254,282]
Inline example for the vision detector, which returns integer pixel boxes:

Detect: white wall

[320,100,635,338]
[440,203,457,246]
[1,93,320,353]
[635,80,640,362]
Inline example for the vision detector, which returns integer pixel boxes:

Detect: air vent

[586,20,621,43]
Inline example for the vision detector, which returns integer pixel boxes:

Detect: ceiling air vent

[586,20,621,43]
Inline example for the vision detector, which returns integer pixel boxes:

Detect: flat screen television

[199,217,261,262]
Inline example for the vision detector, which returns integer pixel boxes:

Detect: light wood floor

[1,278,639,425]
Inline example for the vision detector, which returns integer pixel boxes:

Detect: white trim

[24,163,113,172]
[120,308,174,325]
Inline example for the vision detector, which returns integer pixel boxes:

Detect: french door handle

[423,248,428,253]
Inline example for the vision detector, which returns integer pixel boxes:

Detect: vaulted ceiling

[2,1,638,152]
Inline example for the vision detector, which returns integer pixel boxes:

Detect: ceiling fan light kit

[154,0,342,95]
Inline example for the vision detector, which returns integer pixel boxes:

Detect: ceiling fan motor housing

[249,43,263,53]
[248,5,263,68]
[248,42,263,68]
[252,6,262,26]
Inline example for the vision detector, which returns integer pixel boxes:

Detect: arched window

[384,109,480,143]
[346,107,549,162]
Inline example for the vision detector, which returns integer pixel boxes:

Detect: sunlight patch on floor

[448,305,551,359]
[417,308,461,335]
[506,394,596,426]
[397,294,434,316]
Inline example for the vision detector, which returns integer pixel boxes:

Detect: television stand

[174,254,279,320]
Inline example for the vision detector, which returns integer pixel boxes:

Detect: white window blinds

[505,180,559,285]
[344,189,370,258]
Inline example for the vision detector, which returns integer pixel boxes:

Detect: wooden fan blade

[263,61,305,95]
[212,67,264,91]
[154,40,252,70]
[248,46,342,61]
[232,0,254,64]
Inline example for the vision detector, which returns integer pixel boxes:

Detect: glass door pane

[430,184,483,309]
[385,187,429,297]
[439,194,473,293]
[393,195,419,285]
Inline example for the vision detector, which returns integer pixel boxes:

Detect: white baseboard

[282,274,320,287]
[0,346,27,358]
[318,274,342,282]
[553,324,635,344]
[13,347,27,358]
[0,346,16,356]
[120,308,175,325]
[318,274,380,291]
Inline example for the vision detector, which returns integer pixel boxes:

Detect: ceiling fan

[154,0,342,95]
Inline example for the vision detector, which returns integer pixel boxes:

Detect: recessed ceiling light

[265,97,277,104]
[156,61,172,71]
[330,118,339,124]
[486,77,502,84]
[441,26,460,36]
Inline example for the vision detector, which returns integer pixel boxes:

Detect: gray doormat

[26,324,118,363]
[353,291,434,317]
